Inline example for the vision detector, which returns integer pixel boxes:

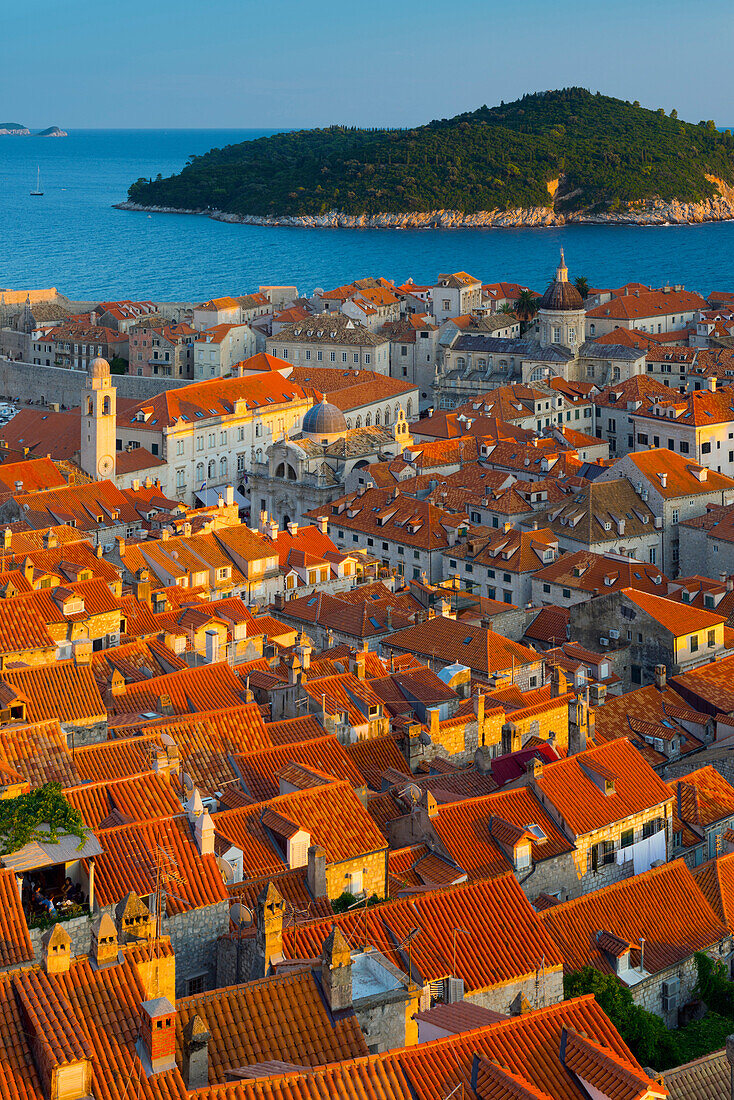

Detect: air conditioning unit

[662,978,680,1012]
[609,629,620,640]
[600,637,609,647]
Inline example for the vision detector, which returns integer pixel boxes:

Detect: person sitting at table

[31,885,55,915]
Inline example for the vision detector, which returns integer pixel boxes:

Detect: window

[671,509,679,524]
[562,588,571,599]
[620,828,634,849]
[649,548,656,565]
[702,441,712,454]
[690,634,699,652]
[642,819,662,839]
[342,352,348,363]
[543,583,551,594]
[515,846,531,871]
[175,440,184,456]
[680,441,689,454]
[709,629,717,648]
[186,974,206,996]
[631,664,642,684]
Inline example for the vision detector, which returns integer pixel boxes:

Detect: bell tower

[81,356,116,480]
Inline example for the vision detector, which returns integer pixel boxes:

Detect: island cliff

[121,88,734,229]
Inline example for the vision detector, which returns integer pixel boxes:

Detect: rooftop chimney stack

[321,926,353,1011]
[254,883,285,977]
[139,998,177,1076]
[90,912,120,969]
[655,664,667,691]
[42,924,71,975]
[182,1015,210,1089]
[307,844,328,899]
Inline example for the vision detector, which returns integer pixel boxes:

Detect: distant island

[0,123,67,136]
[118,88,734,228]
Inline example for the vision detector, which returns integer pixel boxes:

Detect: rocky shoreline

[114,195,734,229]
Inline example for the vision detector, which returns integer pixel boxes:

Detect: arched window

[355,416,362,428]
[102,396,111,415]
[220,456,227,477]
[365,413,372,427]
[255,447,262,462]
[612,366,621,382]
[255,423,262,437]
[375,409,381,426]
[196,462,204,482]
[208,460,215,479]
[86,397,93,416]
[384,406,391,425]
[346,418,352,429]
[407,399,413,418]
[276,462,285,478]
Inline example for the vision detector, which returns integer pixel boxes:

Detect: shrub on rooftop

[0,782,87,855]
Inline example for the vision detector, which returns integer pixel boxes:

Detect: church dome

[89,356,111,379]
[302,398,347,439]
[538,249,584,311]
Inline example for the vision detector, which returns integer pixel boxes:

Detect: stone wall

[29,911,93,961]
[467,969,564,1014]
[163,900,231,996]
[355,992,412,1054]
[0,357,187,409]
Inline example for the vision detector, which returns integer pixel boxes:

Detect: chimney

[136,569,152,605]
[307,844,328,899]
[183,522,192,537]
[42,924,71,974]
[295,634,312,671]
[473,691,485,743]
[132,478,140,491]
[352,649,366,680]
[706,376,717,392]
[139,998,177,1076]
[551,665,568,698]
[655,664,667,691]
[217,493,224,509]
[42,529,58,550]
[526,756,543,780]
[258,509,268,534]
[659,472,667,489]
[287,520,298,537]
[589,682,607,707]
[254,883,285,976]
[182,1015,210,1090]
[317,515,328,535]
[429,707,440,741]
[90,912,120,969]
[225,485,234,506]
[116,891,156,945]
[2,527,11,551]
[205,629,220,664]
[321,926,353,1011]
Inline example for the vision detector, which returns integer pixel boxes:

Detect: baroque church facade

[433,251,645,408]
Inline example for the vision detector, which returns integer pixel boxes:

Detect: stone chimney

[551,665,568,698]
[317,516,328,535]
[352,647,366,681]
[307,844,328,899]
[195,810,215,856]
[588,682,607,707]
[568,697,589,756]
[136,568,152,605]
[254,883,285,977]
[90,912,120,969]
[226,485,234,506]
[321,926,353,1011]
[655,664,667,691]
[139,998,177,1075]
[42,924,71,974]
[116,891,156,945]
[182,1014,210,1089]
[295,633,312,671]
[2,527,11,551]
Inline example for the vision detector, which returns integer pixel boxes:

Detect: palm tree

[574,276,589,300]
[514,289,539,323]
[498,303,516,315]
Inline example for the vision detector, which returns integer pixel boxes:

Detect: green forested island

[124,88,734,221]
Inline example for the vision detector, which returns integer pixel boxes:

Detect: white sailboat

[30,167,43,196]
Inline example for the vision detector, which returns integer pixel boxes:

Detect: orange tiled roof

[285,874,561,993]
[91,815,229,913]
[344,735,411,789]
[63,771,182,829]
[540,861,726,977]
[232,735,365,802]
[121,372,309,430]
[0,868,33,967]
[668,766,734,841]
[176,969,367,1080]
[382,617,540,678]
[108,661,248,716]
[621,448,734,498]
[432,786,573,881]
[586,288,706,319]
[213,781,387,873]
[533,739,673,837]
[0,662,106,725]
[623,587,725,636]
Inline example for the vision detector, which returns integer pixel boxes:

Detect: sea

[3,127,734,301]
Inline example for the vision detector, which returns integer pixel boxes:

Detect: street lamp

[452,926,470,978]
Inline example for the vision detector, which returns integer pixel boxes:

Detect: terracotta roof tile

[540,861,725,976]
[0,869,33,967]
[232,735,365,802]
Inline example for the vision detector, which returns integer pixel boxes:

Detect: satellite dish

[230,902,253,927]
[160,733,176,747]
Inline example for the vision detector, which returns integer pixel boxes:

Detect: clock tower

[81,357,116,481]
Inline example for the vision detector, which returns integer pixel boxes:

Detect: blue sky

[5,0,733,128]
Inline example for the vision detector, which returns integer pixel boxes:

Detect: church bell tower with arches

[81,357,116,480]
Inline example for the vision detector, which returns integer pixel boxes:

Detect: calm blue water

[3,128,734,300]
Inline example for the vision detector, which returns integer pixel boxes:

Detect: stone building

[539,860,729,1028]
[250,402,413,528]
[267,314,391,375]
